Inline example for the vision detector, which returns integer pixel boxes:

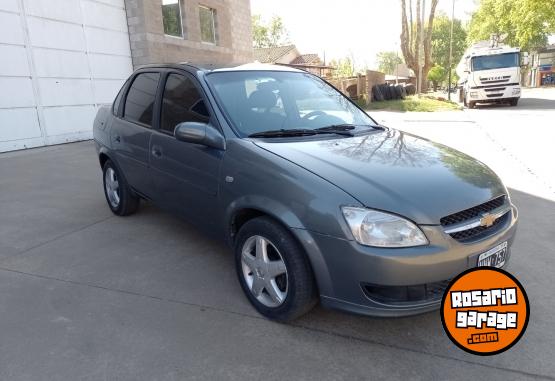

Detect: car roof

[136,62,305,74]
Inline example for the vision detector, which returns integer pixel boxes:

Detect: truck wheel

[234,217,318,321]
[468,101,476,109]
[510,98,519,106]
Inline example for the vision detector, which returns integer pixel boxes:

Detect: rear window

[124,72,161,127]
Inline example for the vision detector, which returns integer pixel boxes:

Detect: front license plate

[477,241,508,268]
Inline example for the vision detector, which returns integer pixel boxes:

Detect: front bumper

[468,85,520,103]
[293,205,518,317]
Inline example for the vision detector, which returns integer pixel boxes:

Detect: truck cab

[457,42,525,108]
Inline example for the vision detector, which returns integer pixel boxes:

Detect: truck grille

[440,195,507,241]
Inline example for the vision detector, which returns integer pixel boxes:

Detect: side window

[160,73,210,133]
[124,72,161,127]
[112,79,128,116]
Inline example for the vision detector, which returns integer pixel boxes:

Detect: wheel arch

[226,197,334,297]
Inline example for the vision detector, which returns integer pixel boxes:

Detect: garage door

[0,0,133,152]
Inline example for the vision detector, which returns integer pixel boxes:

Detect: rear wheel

[102,160,139,216]
[234,217,318,321]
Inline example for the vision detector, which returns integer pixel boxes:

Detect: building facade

[0,0,252,152]
[529,44,555,87]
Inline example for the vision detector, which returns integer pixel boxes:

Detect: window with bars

[199,5,216,44]
[162,0,183,37]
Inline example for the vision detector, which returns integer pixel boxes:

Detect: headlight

[341,207,428,247]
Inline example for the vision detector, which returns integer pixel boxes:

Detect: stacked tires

[372,83,412,102]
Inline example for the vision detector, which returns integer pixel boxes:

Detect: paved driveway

[1,107,554,379]
[373,88,555,201]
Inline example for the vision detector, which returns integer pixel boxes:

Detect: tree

[400,0,440,91]
[427,64,446,91]
[252,15,290,48]
[468,0,555,51]
[431,13,467,82]
[329,57,355,78]
[375,51,403,75]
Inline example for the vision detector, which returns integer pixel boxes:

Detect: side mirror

[174,122,226,150]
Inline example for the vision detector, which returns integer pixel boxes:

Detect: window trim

[122,71,163,129]
[198,5,217,45]
[162,0,184,39]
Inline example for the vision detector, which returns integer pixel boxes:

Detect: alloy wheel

[104,167,120,208]
[241,235,288,308]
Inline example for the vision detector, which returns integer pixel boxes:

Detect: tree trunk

[400,0,439,92]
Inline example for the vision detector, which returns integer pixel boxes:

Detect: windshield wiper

[249,128,353,138]
[316,123,385,132]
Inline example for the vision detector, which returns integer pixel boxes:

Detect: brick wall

[124,0,253,68]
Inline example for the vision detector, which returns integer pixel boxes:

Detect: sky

[250,0,479,70]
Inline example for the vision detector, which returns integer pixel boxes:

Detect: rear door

[111,71,161,196]
[149,70,224,226]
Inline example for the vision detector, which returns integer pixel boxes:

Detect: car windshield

[205,70,376,137]
[471,52,519,71]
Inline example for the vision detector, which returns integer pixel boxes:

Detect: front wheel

[235,217,318,321]
[510,98,519,106]
[468,101,476,109]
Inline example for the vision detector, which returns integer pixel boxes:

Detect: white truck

[457,37,527,109]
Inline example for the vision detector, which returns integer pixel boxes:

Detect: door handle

[151,146,162,158]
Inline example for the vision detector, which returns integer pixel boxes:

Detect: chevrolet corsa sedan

[93,63,518,321]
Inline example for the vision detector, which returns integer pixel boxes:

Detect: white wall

[0,0,133,152]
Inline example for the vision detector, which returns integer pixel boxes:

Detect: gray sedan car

[93,63,518,321]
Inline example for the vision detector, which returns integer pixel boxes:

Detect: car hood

[253,129,506,225]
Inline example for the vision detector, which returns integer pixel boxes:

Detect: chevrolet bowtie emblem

[480,213,497,227]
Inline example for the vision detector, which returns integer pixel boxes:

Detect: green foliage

[375,51,403,75]
[431,13,467,73]
[329,57,355,78]
[252,15,290,48]
[427,65,446,90]
[366,96,461,112]
[468,0,555,51]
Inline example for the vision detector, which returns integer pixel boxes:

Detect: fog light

[512,88,521,95]
[470,92,478,98]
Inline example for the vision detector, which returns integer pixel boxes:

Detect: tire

[102,159,139,216]
[469,101,476,109]
[234,217,318,321]
[510,98,519,106]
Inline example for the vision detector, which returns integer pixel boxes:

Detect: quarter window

[162,0,183,37]
[199,5,216,44]
[124,72,161,128]
[161,73,210,134]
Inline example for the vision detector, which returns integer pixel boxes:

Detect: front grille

[486,93,504,98]
[362,279,451,305]
[441,195,507,242]
[449,214,505,241]
[440,195,506,226]
[484,87,506,92]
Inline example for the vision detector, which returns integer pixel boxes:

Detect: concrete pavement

[1,92,554,379]
[372,87,555,201]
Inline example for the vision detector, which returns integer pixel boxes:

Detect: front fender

[224,195,334,297]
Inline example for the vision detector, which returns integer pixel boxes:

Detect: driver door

[149,71,224,227]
